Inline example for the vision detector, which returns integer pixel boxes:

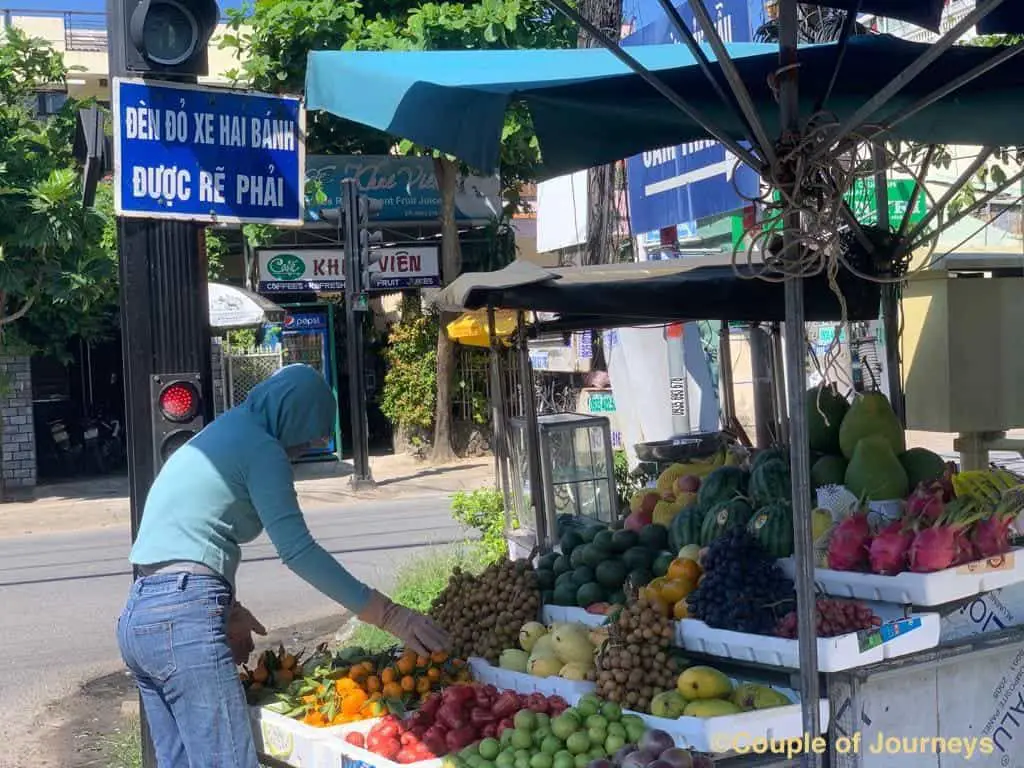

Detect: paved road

[0,495,469,754]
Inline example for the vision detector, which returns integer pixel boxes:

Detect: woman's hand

[359,591,450,657]
[226,603,267,665]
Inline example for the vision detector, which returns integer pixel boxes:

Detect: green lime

[604,735,626,755]
[541,736,564,756]
[515,759,530,768]
[601,702,623,723]
[625,723,646,744]
[576,695,600,718]
[533,727,552,746]
[461,746,480,761]
[620,714,643,729]
[479,739,501,761]
[566,732,591,755]
[515,710,538,732]
[534,713,551,730]
[496,753,516,768]
[512,730,534,751]
[587,728,607,746]
[563,708,583,723]
[553,755,575,768]
[515,751,532,762]
[531,754,554,768]
[607,723,626,739]
[501,730,516,748]
[585,714,608,730]
[573,755,590,768]
[551,714,579,741]
[588,746,607,760]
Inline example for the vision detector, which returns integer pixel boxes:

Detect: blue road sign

[113,78,305,225]
[621,0,765,235]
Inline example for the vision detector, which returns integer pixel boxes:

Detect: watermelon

[668,503,705,551]
[700,498,754,546]
[751,446,788,473]
[697,466,749,509]
[748,502,795,559]
[749,457,792,507]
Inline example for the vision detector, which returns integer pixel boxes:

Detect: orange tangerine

[659,578,694,605]
[673,599,689,620]
[380,667,397,685]
[667,558,702,582]
[396,656,415,676]
[400,675,416,693]
[430,650,448,664]
[382,682,403,699]
[365,675,381,693]
[416,676,432,694]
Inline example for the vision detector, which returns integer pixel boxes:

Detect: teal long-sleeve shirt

[130,364,371,613]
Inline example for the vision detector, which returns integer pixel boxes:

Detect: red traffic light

[158,381,200,423]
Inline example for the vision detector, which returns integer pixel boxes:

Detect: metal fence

[63,11,107,51]
[223,350,283,409]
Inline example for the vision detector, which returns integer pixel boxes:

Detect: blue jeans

[117,573,259,768]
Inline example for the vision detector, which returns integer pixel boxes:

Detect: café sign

[257,246,441,293]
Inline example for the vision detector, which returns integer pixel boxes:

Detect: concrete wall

[0,356,37,489]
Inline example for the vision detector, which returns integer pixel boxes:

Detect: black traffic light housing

[356,196,385,291]
[120,0,219,77]
[150,373,204,468]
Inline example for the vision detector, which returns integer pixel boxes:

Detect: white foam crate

[629,687,830,754]
[541,605,610,627]
[469,657,594,701]
[677,607,940,672]
[251,705,324,767]
[777,549,1024,606]
[317,718,444,768]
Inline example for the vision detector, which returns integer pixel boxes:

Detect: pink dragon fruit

[908,526,959,573]
[868,521,914,575]
[971,515,1015,559]
[906,484,945,525]
[827,513,871,571]
[952,527,978,565]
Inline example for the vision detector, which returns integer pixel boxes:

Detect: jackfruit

[807,383,849,455]
[838,391,905,459]
[844,435,910,501]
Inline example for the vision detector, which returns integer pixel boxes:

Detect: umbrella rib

[543,0,763,173]
[813,1,863,114]
[652,0,761,150]
[687,0,776,166]
[869,40,1024,140]
[823,0,1010,154]
[909,165,1024,253]
[897,144,935,239]
[903,147,995,246]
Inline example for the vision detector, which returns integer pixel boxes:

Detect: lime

[515,710,538,732]
[501,729,516,748]
[553,754,576,768]
[625,723,646,744]
[566,732,591,756]
[461,746,480,761]
[534,713,551,730]
[531,754,554,768]
[479,739,501,761]
[585,715,608,730]
[607,723,626,740]
[533,727,553,747]
[563,708,583,723]
[587,727,607,746]
[551,714,579,741]
[468,757,487,768]
[574,755,590,768]
[601,702,623,723]
[515,759,530,768]
[515,751,532,762]
[496,753,516,768]
[576,695,601,718]
[588,746,607,760]
[604,734,626,755]
[620,714,643,729]
[512,730,534,751]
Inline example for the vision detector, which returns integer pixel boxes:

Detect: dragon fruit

[908,526,959,573]
[827,512,871,571]
[906,484,945,524]
[971,515,1015,559]
[868,521,914,575]
[952,527,978,565]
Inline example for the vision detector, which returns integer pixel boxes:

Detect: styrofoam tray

[251,705,324,767]
[628,686,830,754]
[542,605,610,627]
[318,718,444,768]
[778,550,1024,606]
[469,657,594,700]
[677,607,940,672]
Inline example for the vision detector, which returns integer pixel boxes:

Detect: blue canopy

[306,35,1024,176]
[795,1,1024,34]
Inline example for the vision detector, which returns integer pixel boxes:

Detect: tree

[223,0,575,460]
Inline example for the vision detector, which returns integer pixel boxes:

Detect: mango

[519,622,548,652]
[677,666,732,701]
[500,649,530,673]
[683,699,743,717]
[528,655,563,678]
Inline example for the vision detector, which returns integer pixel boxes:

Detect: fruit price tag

[856,616,922,653]
[956,553,1015,575]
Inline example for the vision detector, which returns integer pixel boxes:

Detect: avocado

[576,582,607,608]
[552,555,571,576]
[571,565,596,587]
[639,523,670,551]
[560,530,585,555]
[622,546,654,572]
[611,529,640,552]
[592,529,615,551]
[537,552,559,572]
[535,569,556,590]
[652,551,675,578]
[553,582,577,606]
[595,559,628,589]
[581,545,611,569]
[570,545,589,569]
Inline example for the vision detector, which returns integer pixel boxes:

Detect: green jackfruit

[844,435,910,501]
[838,391,905,460]
[807,384,849,455]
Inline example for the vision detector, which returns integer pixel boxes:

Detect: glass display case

[509,413,618,543]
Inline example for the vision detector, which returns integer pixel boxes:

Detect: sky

[16,0,244,14]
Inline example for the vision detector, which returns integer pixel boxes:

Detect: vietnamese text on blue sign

[113,79,305,225]
[621,0,764,235]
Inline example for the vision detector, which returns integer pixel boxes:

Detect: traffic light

[150,373,204,467]
[119,0,219,77]
[356,196,385,293]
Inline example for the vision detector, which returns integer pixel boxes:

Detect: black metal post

[341,180,374,488]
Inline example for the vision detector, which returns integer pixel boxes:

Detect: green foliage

[380,301,439,430]
[0,29,120,356]
[227,328,259,350]
[613,450,653,513]
[451,486,508,563]
[346,544,489,652]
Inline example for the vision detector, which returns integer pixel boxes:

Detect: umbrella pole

[518,311,549,550]
[776,0,822,760]
[488,305,513,533]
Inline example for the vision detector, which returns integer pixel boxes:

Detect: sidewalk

[0,454,496,538]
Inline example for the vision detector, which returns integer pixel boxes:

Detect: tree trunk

[430,156,464,463]
[578,0,623,267]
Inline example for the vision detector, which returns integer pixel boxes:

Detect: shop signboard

[112,78,304,225]
[620,0,765,235]
[257,246,440,293]
[305,155,500,224]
